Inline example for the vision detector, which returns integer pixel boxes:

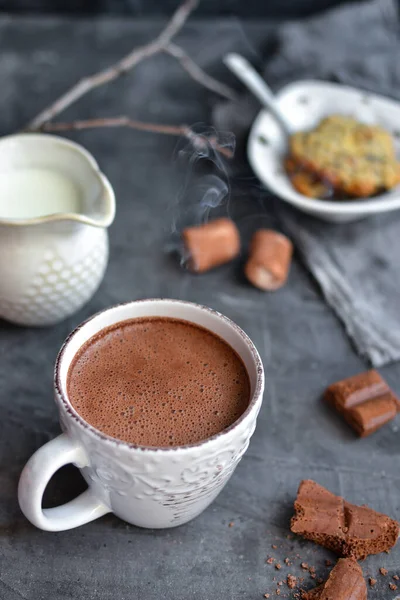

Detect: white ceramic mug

[18,299,264,531]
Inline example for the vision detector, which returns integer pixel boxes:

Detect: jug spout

[72,170,115,229]
[0,133,115,229]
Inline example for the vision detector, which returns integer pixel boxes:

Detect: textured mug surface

[18,299,264,531]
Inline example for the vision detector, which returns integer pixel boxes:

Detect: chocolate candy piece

[302,558,367,600]
[181,218,240,273]
[325,370,400,437]
[244,229,293,291]
[291,480,399,560]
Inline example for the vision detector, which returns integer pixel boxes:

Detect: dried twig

[27,0,237,160]
[27,0,199,130]
[164,43,237,102]
[40,117,234,158]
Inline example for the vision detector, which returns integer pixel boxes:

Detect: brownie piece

[291,480,399,560]
[343,502,400,560]
[291,480,346,555]
[325,370,400,437]
[302,558,367,600]
[301,587,323,600]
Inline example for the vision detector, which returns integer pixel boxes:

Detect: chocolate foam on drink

[67,317,250,447]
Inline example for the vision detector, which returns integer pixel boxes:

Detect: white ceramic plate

[247,80,400,222]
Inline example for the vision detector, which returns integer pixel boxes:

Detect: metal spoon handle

[224,52,291,136]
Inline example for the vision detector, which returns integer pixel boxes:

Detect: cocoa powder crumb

[287,575,297,590]
[369,578,377,587]
[266,558,275,564]
[394,575,399,581]
[301,563,309,570]
[389,583,398,591]
[325,560,332,567]
[275,563,282,570]
[380,567,389,576]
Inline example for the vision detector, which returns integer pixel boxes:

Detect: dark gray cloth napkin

[214,0,400,367]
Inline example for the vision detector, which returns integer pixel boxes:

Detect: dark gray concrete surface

[0,0,358,19]
[0,16,399,600]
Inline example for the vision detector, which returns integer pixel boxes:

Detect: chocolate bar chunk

[291,480,399,560]
[325,370,400,436]
[301,558,367,600]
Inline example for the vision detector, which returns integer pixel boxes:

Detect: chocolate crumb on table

[369,577,377,587]
[291,479,399,560]
[272,544,278,549]
[284,558,291,566]
[324,369,400,437]
[394,575,400,580]
[389,582,398,591]
[301,563,309,570]
[287,574,297,589]
[264,594,270,599]
[380,567,389,576]
[275,563,282,570]
[266,557,275,564]
[325,560,332,567]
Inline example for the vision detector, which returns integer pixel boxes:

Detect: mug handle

[18,434,110,531]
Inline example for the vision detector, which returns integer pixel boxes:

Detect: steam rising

[195,174,229,223]
[168,125,235,249]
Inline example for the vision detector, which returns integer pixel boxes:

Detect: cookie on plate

[286,115,400,199]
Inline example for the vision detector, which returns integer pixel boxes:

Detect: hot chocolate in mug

[18,299,264,531]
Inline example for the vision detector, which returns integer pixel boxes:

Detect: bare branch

[40,117,234,159]
[164,43,238,102]
[27,0,199,130]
